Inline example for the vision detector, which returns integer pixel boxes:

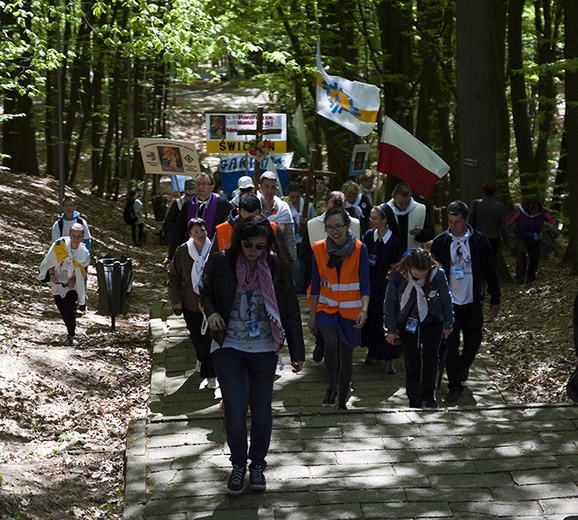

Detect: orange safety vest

[309,239,363,320]
[215,220,278,251]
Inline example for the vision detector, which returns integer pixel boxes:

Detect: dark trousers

[131,223,144,244]
[400,321,443,405]
[182,308,215,379]
[212,348,277,469]
[320,325,354,408]
[445,304,483,391]
[54,291,78,336]
[515,237,540,283]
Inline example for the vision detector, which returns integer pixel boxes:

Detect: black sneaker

[249,463,266,492]
[424,399,438,408]
[227,465,246,496]
[312,342,324,362]
[322,389,337,407]
[445,387,463,403]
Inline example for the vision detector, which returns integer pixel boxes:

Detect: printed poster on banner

[206,113,287,154]
[350,144,370,176]
[137,138,201,175]
[219,152,294,198]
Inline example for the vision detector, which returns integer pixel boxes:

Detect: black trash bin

[95,256,133,330]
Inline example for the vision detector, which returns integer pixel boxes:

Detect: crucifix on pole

[286,149,336,236]
[236,106,282,186]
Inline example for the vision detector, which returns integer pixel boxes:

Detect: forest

[1,0,578,267]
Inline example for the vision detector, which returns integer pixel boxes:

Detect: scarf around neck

[235,252,285,351]
[326,230,356,269]
[387,197,417,217]
[400,267,439,322]
[187,237,212,294]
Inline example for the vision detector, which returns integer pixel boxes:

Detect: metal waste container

[95,256,133,330]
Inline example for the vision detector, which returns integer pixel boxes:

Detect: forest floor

[0,79,577,518]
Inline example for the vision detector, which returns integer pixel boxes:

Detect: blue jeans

[212,348,277,469]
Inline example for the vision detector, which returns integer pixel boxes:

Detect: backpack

[57,215,85,237]
[123,200,137,225]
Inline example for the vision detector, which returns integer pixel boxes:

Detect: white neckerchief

[345,193,364,219]
[387,197,417,217]
[187,237,212,294]
[400,267,438,322]
[373,228,392,245]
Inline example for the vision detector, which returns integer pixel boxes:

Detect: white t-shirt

[448,230,474,305]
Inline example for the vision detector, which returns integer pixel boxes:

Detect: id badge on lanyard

[244,290,260,338]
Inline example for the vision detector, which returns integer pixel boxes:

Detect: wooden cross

[286,149,336,235]
[236,106,282,185]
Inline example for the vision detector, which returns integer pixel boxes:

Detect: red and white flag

[377,116,450,197]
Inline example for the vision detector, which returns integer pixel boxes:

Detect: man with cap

[257,171,296,261]
[166,173,232,262]
[230,175,256,209]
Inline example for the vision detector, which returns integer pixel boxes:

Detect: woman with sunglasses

[307,204,370,410]
[200,215,304,496]
[383,248,454,408]
[362,206,404,371]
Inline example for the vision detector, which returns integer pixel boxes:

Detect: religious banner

[219,152,294,198]
[350,144,370,176]
[206,113,287,154]
[137,138,201,175]
[316,43,381,137]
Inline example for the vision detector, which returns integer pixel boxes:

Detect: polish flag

[377,116,450,197]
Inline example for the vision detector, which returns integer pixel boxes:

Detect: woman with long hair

[307,204,370,410]
[200,215,304,496]
[384,248,454,408]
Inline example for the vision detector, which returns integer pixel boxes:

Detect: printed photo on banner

[350,144,370,176]
[137,138,201,175]
[205,113,287,154]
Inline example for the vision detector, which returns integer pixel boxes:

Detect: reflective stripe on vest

[310,239,363,320]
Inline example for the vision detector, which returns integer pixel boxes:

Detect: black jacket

[430,226,500,309]
[167,195,232,260]
[200,251,305,362]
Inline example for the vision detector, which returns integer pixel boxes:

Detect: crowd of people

[37,172,564,497]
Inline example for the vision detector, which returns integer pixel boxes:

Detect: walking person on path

[38,223,91,346]
[431,200,501,403]
[51,195,92,251]
[307,205,370,410]
[167,217,217,389]
[468,180,511,259]
[362,205,404,370]
[200,215,304,496]
[383,248,454,408]
[506,196,558,284]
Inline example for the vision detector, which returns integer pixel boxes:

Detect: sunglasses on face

[242,241,267,250]
[325,224,345,233]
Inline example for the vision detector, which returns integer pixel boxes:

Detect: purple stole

[189,193,218,238]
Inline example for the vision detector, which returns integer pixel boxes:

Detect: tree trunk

[456,0,496,206]
[563,0,578,272]
[509,0,536,197]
